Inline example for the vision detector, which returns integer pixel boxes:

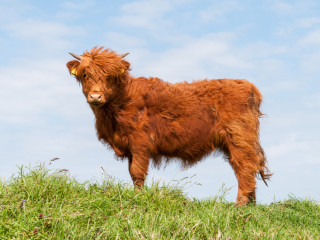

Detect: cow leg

[228,145,257,206]
[223,116,264,206]
[128,153,149,188]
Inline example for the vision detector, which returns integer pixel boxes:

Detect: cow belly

[155,119,214,162]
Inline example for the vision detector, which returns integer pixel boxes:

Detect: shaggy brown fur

[66,47,272,206]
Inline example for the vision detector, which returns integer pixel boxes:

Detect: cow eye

[83,73,87,79]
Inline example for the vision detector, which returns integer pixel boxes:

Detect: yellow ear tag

[121,69,125,74]
[71,68,78,75]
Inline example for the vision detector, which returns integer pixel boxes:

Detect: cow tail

[251,83,272,186]
[257,145,272,186]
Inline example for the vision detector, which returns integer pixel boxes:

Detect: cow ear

[66,60,80,77]
[121,59,131,72]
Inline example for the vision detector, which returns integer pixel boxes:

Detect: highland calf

[66,47,272,205]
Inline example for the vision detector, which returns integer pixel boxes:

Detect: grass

[0,163,319,239]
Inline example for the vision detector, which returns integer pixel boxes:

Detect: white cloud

[121,0,172,15]
[296,29,320,72]
[242,42,289,58]
[130,32,253,82]
[300,52,320,72]
[198,1,241,23]
[272,0,317,15]
[267,135,307,159]
[276,17,320,37]
[104,32,147,49]
[0,1,86,55]
[273,1,295,14]
[110,0,173,30]
[0,58,88,125]
[0,0,33,21]
[304,93,320,109]
[297,17,320,28]
[62,0,94,10]
[298,29,320,46]
[2,19,83,49]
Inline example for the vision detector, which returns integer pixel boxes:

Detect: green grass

[0,163,319,239]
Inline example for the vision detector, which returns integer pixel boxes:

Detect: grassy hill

[0,164,319,239]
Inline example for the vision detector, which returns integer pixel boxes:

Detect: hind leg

[227,132,260,206]
[223,115,264,205]
[227,143,259,206]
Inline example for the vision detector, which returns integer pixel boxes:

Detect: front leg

[128,152,149,188]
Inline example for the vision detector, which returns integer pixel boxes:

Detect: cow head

[66,47,130,108]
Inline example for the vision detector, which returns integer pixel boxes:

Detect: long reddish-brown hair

[66,47,272,206]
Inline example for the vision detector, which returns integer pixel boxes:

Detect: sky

[0,0,319,204]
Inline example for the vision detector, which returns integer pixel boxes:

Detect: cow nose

[89,93,102,102]
[88,93,102,104]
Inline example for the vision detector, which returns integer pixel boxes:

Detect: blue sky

[1,0,319,204]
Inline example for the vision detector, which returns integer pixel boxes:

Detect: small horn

[120,53,129,58]
[69,52,82,60]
